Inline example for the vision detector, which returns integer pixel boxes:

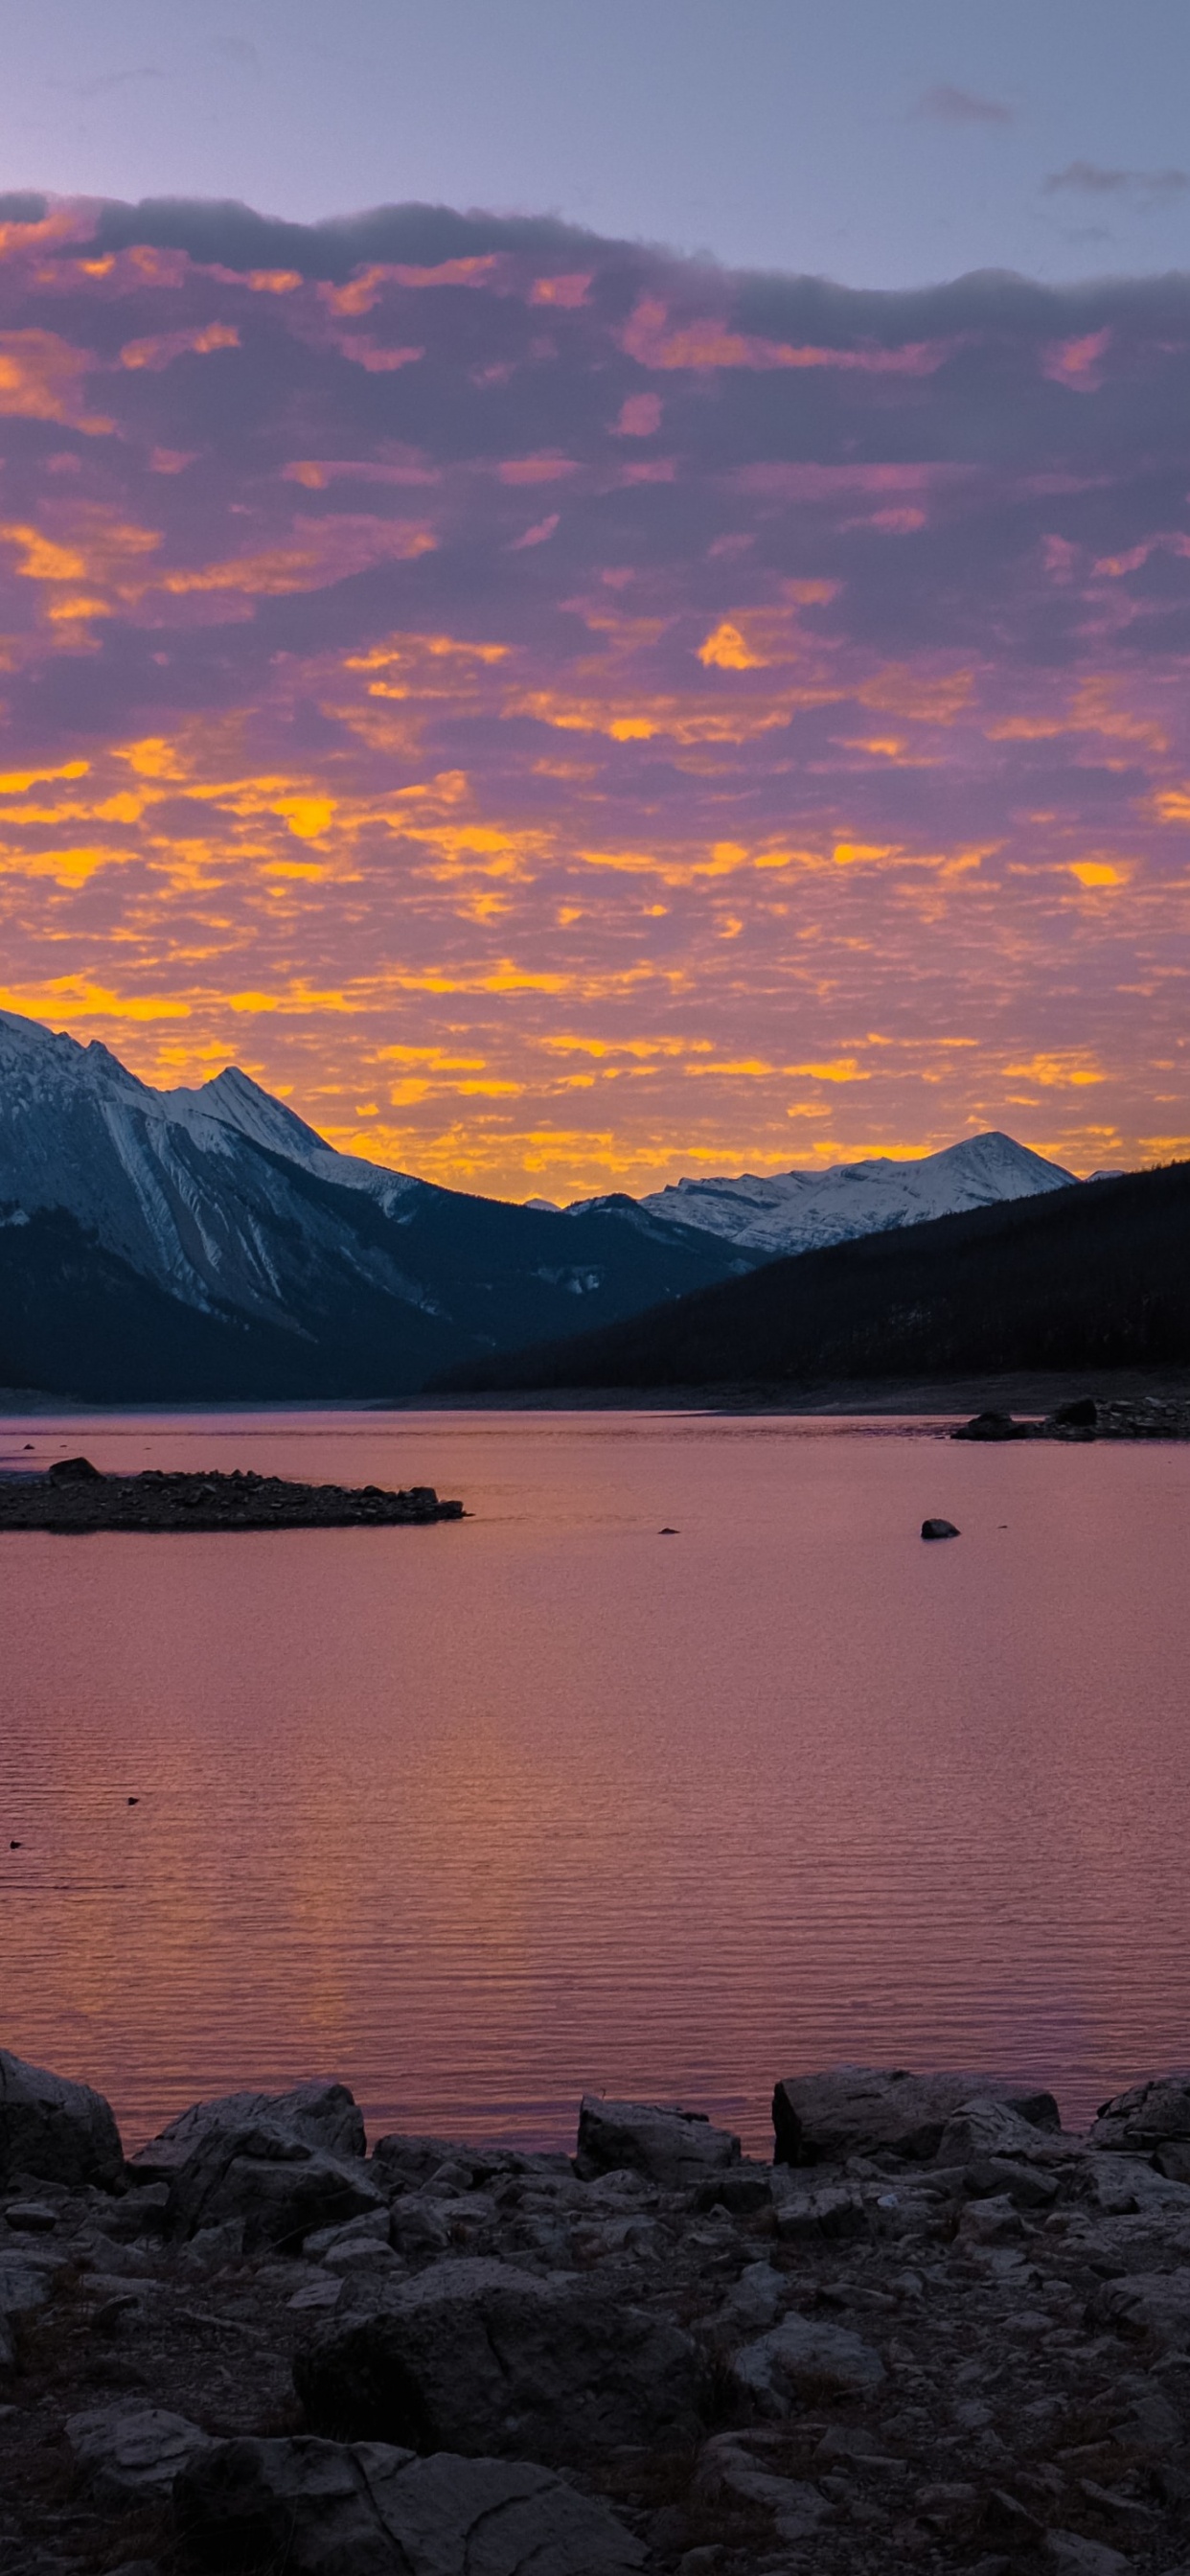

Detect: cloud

[0,194,1183,1194]
[1043,162,1190,199]
[914,84,1012,125]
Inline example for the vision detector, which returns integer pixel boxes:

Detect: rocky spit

[953,1399,1190,1443]
[0,1460,465,1533]
[6,2061,1190,2574]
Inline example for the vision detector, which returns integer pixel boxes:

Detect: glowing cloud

[0,196,1182,1195]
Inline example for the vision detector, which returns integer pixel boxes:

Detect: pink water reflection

[1,1410,1187,2156]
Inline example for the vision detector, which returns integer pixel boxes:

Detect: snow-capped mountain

[594,1133,1075,1257]
[0,1008,755,1398]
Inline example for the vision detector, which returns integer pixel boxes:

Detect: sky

[0,11,1187,1199]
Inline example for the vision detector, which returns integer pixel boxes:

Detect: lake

[1,1407,1187,2157]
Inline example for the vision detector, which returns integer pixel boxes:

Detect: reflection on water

[0,1407,1187,2155]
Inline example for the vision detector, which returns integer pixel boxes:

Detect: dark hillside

[433,1160,1190,1392]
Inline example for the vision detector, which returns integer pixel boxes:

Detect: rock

[717,2261,784,2333]
[0,2049,123,2190]
[131,2078,366,2175]
[387,2195,452,2261]
[771,2175,867,2241]
[937,2097,1067,2165]
[698,2435,831,2539]
[1092,2074,1190,2156]
[127,2081,379,2249]
[1053,1397,1098,1428]
[295,2254,701,2460]
[47,1454,103,1482]
[922,1517,960,1538]
[2,2201,58,2232]
[729,2310,886,2412]
[952,1413,1034,1441]
[576,2094,741,2190]
[173,2432,648,2573]
[1095,2268,1190,2344]
[65,2404,214,2508]
[0,2254,57,2322]
[1043,2536,1130,2576]
[771,2066,1061,2166]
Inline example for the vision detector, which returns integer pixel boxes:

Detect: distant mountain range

[567,1131,1074,1257]
[439,1162,1190,1396]
[0,1006,1086,1400]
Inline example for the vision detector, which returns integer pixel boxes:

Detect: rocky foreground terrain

[0,1460,465,1532]
[5,2058,1190,2576]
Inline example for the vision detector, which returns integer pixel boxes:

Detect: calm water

[1,1408,1188,2157]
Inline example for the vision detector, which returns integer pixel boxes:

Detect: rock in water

[922,1516,960,1539]
[295,2256,700,2459]
[576,2093,741,2189]
[951,1412,1033,1441]
[771,2065,1061,2165]
[46,1454,103,1482]
[174,2434,647,2574]
[0,2047,123,2189]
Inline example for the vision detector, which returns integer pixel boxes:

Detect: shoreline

[6,2051,1190,2574]
[4,1367,1190,1420]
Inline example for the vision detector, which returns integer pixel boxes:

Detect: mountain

[435,1161,1190,1395]
[569,1132,1074,1256]
[0,1011,760,1399]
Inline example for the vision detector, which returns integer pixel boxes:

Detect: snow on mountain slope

[605,1133,1076,1256]
[0,1007,427,1322]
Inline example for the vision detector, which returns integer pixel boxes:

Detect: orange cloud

[529,273,592,307]
[120,323,240,371]
[0,330,111,432]
[622,297,947,375]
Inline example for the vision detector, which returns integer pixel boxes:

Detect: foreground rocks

[0,1462,465,1532]
[10,2060,1190,2574]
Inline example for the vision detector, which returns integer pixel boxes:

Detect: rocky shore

[953,1397,1190,1442]
[6,2057,1190,2575]
[0,1459,465,1532]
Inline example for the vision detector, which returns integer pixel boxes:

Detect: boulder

[127,2081,379,2249]
[935,2095,1069,2167]
[65,2404,214,2508]
[730,2311,886,2412]
[0,2048,123,2190]
[951,1413,1033,1441]
[771,2066,1061,2167]
[295,2254,701,2460]
[922,1517,960,1538]
[576,2094,741,2190]
[1091,2072,1190,2156]
[47,1454,103,1483]
[1094,2266,1190,2345]
[174,2433,647,2574]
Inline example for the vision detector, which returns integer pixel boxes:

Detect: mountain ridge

[436,1161,1190,1397]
